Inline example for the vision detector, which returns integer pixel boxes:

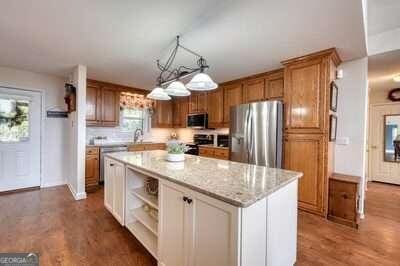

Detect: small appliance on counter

[185,134,214,155]
[217,134,229,147]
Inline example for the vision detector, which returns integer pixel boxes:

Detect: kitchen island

[104,150,302,266]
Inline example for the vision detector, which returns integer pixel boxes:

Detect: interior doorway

[368,50,400,185]
[0,87,42,192]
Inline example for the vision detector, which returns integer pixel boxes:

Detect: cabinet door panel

[284,134,326,216]
[160,183,186,266]
[191,192,238,266]
[243,77,265,103]
[104,158,114,212]
[152,100,173,128]
[102,87,120,126]
[113,162,125,225]
[207,89,224,128]
[223,83,243,124]
[196,93,207,113]
[85,154,99,188]
[284,58,327,133]
[173,97,188,128]
[266,71,284,99]
[86,84,101,125]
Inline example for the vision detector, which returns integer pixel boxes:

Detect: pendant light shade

[165,81,191,96]
[186,73,218,91]
[147,87,171,100]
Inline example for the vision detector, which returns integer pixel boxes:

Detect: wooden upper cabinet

[101,87,120,127]
[207,88,224,128]
[223,83,243,124]
[282,49,340,134]
[243,77,265,103]
[284,133,327,216]
[283,57,327,133]
[86,80,121,127]
[266,70,284,99]
[86,84,101,126]
[152,100,173,128]
[189,92,207,114]
[172,97,188,128]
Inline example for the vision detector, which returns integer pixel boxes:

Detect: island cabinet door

[159,182,188,266]
[104,158,114,212]
[104,158,125,225]
[159,180,240,266]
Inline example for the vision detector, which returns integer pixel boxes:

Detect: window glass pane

[122,108,143,118]
[0,98,29,142]
[121,118,143,132]
[121,107,144,132]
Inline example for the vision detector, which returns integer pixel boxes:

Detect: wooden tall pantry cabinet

[282,48,341,216]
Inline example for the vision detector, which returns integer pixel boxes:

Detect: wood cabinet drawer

[214,149,229,160]
[145,143,166,151]
[128,144,146,151]
[199,147,214,157]
[86,147,99,155]
[329,180,357,198]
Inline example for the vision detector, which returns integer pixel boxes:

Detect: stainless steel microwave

[187,113,208,129]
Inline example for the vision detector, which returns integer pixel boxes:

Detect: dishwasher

[100,145,128,182]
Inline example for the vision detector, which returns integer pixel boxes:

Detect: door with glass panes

[0,87,41,191]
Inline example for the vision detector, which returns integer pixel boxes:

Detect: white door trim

[0,85,45,188]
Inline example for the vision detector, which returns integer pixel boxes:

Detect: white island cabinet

[104,151,302,266]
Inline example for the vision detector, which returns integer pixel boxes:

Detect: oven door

[187,113,208,129]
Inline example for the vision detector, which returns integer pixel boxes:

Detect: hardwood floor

[298,182,400,265]
[0,182,398,265]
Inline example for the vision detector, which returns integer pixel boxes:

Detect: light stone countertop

[106,150,302,207]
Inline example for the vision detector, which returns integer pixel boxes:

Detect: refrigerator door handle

[248,109,254,158]
[244,108,251,156]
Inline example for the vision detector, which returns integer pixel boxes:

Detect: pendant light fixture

[147,86,171,100]
[147,36,217,101]
[165,80,191,96]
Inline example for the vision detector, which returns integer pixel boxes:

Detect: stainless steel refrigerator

[229,100,283,167]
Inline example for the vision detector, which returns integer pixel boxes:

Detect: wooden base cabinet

[104,158,125,225]
[284,134,328,216]
[85,147,100,192]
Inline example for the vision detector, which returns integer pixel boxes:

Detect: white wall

[67,65,87,200]
[335,57,369,216]
[0,66,69,187]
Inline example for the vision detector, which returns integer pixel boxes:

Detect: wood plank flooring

[0,182,398,265]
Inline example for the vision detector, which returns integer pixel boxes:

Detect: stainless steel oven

[187,113,208,129]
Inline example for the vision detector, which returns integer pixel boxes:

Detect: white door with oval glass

[0,87,41,192]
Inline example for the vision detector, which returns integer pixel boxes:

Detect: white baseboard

[67,183,87,200]
[41,179,66,188]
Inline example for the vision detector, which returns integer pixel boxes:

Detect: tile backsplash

[86,126,229,145]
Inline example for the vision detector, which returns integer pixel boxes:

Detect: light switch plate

[336,137,350,145]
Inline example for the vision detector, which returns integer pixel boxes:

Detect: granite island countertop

[106,150,302,207]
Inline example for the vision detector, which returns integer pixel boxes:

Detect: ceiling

[368,0,400,36]
[0,0,367,90]
[369,49,400,91]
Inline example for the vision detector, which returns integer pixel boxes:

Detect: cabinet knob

[183,196,193,204]
[187,198,193,204]
[110,163,114,167]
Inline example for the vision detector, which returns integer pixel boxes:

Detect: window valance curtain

[120,92,154,110]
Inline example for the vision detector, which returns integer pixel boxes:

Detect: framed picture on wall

[330,81,338,112]
[329,115,337,142]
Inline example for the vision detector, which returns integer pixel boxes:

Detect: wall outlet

[336,137,350,145]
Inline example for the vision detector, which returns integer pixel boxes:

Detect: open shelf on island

[131,187,158,210]
[127,221,158,259]
[132,207,158,236]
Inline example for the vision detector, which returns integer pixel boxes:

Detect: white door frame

[0,85,45,188]
[368,102,400,182]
